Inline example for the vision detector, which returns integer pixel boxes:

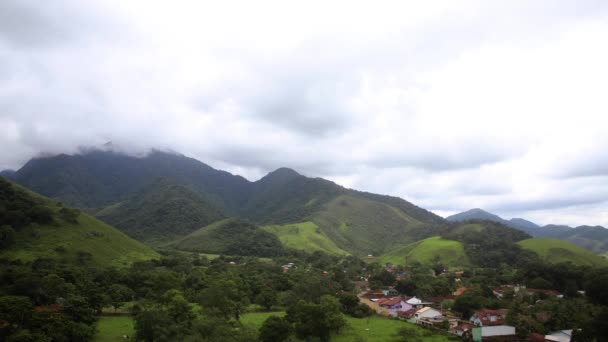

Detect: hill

[173,218,284,257]
[311,194,441,256]
[518,238,608,267]
[378,236,469,267]
[440,220,533,267]
[446,208,506,223]
[261,222,349,255]
[96,178,225,245]
[447,208,608,256]
[0,177,158,267]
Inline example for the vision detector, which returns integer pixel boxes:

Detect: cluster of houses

[357,287,573,342]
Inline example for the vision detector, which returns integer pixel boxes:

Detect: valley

[1,151,607,341]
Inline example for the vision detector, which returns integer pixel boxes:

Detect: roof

[472,308,508,326]
[478,325,516,337]
[406,296,422,304]
[380,297,403,306]
[453,287,469,297]
[398,308,417,318]
[452,323,474,331]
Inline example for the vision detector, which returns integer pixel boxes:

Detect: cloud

[1,1,608,226]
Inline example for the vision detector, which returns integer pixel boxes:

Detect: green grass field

[378,236,469,267]
[518,238,608,266]
[240,312,456,341]
[262,222,349,255]
[94,316,135,342]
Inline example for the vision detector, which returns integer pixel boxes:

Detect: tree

[0,225,15,249]
[107,284,134,312]
[256,288,278,311]
[0,296,32,327]
[259,316,292,342]
[287,295,345,342]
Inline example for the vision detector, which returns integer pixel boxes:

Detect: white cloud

[1,0,608,226]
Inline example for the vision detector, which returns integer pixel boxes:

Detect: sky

[1,0,608,227]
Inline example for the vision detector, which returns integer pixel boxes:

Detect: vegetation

[518,238,608,266]
[96,178,225,245]
[262,221,349,255]
[378,236,469,267]
[174,218,285,257]
[0,178,158,267]
[94,316,135,342]
[312,195,439,256]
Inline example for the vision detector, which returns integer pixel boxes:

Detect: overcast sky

[1,0,608,227]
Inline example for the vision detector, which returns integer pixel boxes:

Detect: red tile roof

[380,298,403,306]
[471,309,508,326]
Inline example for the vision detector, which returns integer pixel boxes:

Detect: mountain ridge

[447,208,608,255]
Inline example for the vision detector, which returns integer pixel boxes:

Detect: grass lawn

[335,316,456,342]
[94,316,135,342]
[240,312,456,342]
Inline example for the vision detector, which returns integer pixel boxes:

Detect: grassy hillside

[96,178,225,245]
[262,222,349,255]
[0,178,159,267]
[518,238,608,267]
[379,236,469,267]
[312,195,437,256]
[174,218,284,257]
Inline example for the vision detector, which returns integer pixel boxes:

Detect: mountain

[0,177,158,267]
[173,218,284,257]
[13,150,251,210]
[447,208,608,256]
[446,208,507,223]
[96,178,225,244]
[11,150,444,252]
[0,169,16,180]
[508,218,539,231]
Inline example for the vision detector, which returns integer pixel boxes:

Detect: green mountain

[13,149,252,210]
[173,218,284,257]
[0,177,158,267]
[518,238,607,267]
[11,150,444,247]
[96,178,225,245]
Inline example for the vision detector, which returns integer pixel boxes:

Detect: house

[450,323,474,336]
[470,309,508,326]
[411,307,442,324]
[397,308,418,320]
[378,297,412,317]
[472,325,517,341]
[405,296,432,309]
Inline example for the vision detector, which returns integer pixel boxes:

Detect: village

[353,263,575,342]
